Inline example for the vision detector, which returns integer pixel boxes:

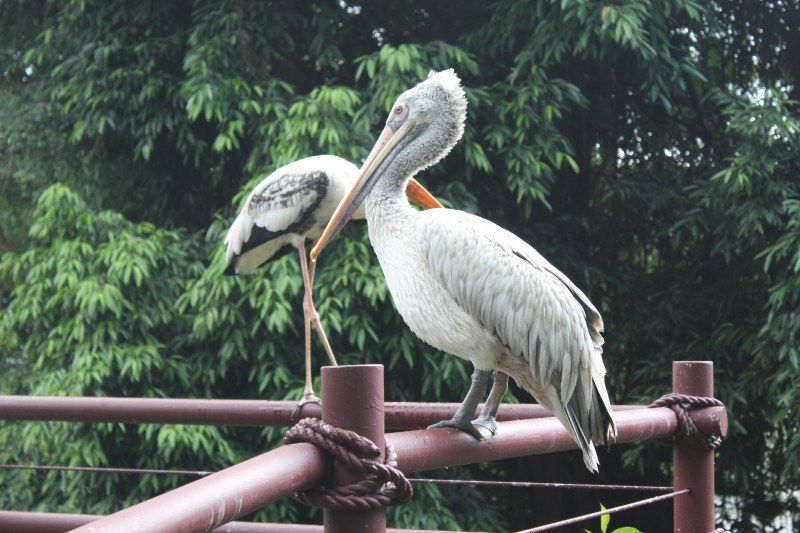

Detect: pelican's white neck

[365,168,415,225]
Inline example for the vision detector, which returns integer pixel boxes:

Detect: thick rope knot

[649,393,725,450]
[284,418,413,510]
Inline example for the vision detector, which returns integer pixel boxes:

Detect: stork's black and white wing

[224,156,359,276]
[418,208,616,465]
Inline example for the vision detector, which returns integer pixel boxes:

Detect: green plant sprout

[584,504,643,533]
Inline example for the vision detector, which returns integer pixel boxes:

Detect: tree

[1,1,798,530]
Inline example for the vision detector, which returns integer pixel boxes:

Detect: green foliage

[1,184,194,392]
[583,504,643,533]
[2,0,800,531]
[0,183,240,514]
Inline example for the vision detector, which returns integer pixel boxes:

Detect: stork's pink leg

[304,249,338,367]
[293,243,322,414]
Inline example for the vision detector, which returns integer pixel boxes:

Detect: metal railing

[0,395,644,428]
[0,361,727,532]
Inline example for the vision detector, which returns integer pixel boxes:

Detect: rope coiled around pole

[649,393,725,450]
[284,417,413,510]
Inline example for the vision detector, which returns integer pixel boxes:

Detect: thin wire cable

[1,465,674,494]
[0,464,211,477]
[515,488,691,532]
[408,478,671,492]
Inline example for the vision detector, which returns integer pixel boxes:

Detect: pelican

[224,155,441,409]
[311,72,616,471]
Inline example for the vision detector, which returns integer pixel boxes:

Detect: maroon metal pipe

[0,511,318,532]
[0,395,643,429]
[0,512,473,533]
[0,511,95,532]
[321,364,386,533]
[0,396,310,426]
[67,443,332,533]
[390,405,726,473]
[672,361,717,533]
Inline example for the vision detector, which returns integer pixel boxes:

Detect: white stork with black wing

[311,72,616,471]
[225,155,441,409]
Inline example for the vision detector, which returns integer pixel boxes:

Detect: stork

[311,72,616,471]
[224,155,441,410]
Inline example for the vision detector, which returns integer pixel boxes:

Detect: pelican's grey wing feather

[417,208,615,459]
[418,209,593,395]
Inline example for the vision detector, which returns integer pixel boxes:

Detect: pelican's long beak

[310,120,441,261]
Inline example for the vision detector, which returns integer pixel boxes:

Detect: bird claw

[471,415,498,437]
[428,417,487,440]
[290,393,322,420]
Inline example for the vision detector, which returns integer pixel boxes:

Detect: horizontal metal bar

[0,464,211,477]
[0,511,304,532]
[390,406,726,473]
[0,512,472,533]
[0,511,94,533]
[0,395,644,429]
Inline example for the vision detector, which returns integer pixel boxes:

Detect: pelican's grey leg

[428,367,491,440]
[472,371,509,436]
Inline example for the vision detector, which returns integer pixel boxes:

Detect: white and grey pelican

[224,155,441,409]
[311,72,616,471]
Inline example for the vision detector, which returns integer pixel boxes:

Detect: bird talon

[428,418,486,440]
[290,394,322,419]
[471,416,498,437]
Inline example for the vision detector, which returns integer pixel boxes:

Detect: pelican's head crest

[388,69,467,172]
[426,69,465,99]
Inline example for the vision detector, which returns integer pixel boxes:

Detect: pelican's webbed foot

[427,367,493,440]
[428,417,486,440]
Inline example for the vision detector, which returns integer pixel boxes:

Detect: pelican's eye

[393,104,405,116]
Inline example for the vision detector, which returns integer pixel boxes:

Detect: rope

[649,393,724,450]
[283,418,413,510]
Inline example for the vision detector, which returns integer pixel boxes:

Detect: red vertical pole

[673,361,716,533]
[322,364,386,533]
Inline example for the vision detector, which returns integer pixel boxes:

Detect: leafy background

[1,1,799,531]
